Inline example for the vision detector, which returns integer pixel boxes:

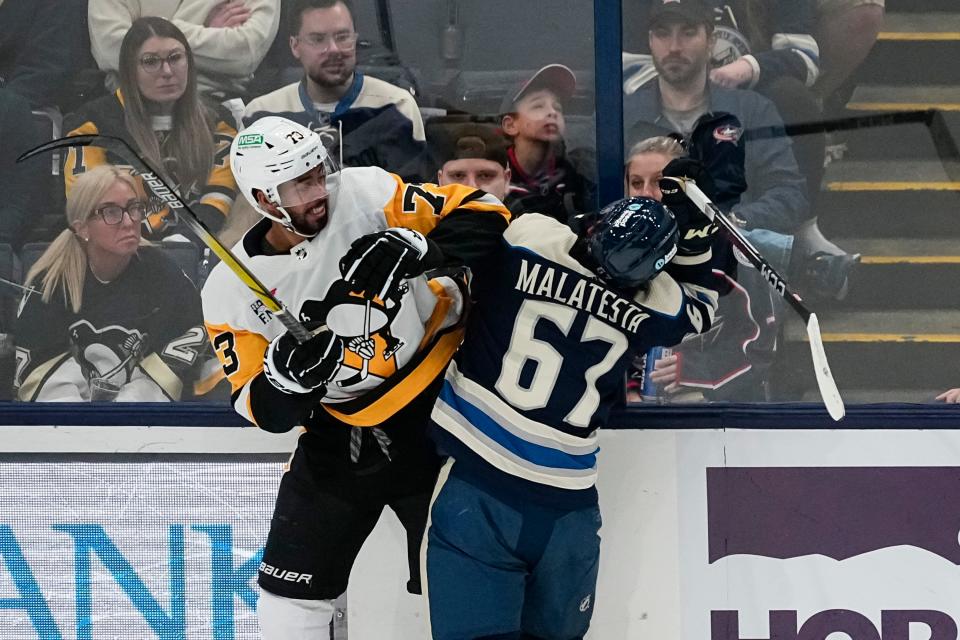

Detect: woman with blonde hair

[15,165,208,402]
[63,16,237,241]
[623,135,769,403]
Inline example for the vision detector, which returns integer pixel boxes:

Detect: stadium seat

[158,242,201,285]
[19,242,49,283]
[0,243,17,330]
[28,109,67,244]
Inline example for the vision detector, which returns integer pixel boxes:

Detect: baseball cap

[499,64,577,115]
[648,0,714,28]
[427,120,510,167]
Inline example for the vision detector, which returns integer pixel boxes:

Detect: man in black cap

[429,120,512,203]
[646,0,717,90]
[499,64,593,224]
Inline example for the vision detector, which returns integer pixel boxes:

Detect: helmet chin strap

[276,205,319,239]
[269,197,328,239]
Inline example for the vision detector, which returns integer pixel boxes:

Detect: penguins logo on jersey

[68,320,147,385]
[298,279,407,386]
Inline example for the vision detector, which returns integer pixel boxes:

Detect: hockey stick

[17,135,312,343]
[661,176,846,421]
[744,109,934,142]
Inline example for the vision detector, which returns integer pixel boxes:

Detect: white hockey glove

[339,228,441,300]
[264,327,344,394]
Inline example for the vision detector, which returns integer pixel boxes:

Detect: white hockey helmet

[231,116,341,237]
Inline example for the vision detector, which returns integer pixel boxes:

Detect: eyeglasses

[297,31,359,53]
[139,51,188,74]
[94,201,148,225]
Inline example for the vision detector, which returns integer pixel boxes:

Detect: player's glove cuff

[263,337,318,395]
[263,329,344,395]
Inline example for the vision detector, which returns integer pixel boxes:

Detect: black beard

[287,197,329,237]
[307,60,354,89]
[653,56,704,88]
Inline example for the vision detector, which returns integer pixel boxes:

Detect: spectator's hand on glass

[205,0,252,28]
[709,59,755,89]
[936,388,960,403]
[650,354,680,394]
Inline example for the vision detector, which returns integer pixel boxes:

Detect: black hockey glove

[687,111,747,206]
[660,158,718,256]
[339,228,442,300]
[264,326,344,394]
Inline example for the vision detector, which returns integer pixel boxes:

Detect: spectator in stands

[0,89,45,247]
[243,0,426,179]
[705,0,846,264]
[429,119,512,203]
[15,165,209,402]
[0,0,88,108]
[624,0,857,299]
[88,0,280,99]
[624,0,884,110]
[625,135,774,402]
[500,64,593,224]
[816,0,885,102]
[64,17,238,242]
[626,1,804,231]
[710,1,824,187]
[627,1,865,266]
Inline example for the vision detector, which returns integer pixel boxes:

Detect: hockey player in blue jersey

[422,169,724,639]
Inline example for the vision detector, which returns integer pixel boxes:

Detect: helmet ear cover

[230,116,341,237]
[588,197,679,290]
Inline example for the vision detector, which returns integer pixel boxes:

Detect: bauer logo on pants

[259,561,313,585]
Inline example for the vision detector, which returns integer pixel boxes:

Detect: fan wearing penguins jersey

[422,193,723,639]
[199,116,510,639]
[16,166,209,402]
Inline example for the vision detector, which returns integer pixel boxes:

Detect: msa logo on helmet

[714,124,742,143]
[237,133,264,148]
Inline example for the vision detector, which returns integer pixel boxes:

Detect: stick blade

[806,313,846,421]
[17,134,131,164]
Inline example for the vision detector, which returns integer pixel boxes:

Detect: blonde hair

[626,136,687,163]
[26,166,144,313]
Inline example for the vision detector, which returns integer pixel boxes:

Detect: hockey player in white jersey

[423,167,725,638]
[200,116,510,638]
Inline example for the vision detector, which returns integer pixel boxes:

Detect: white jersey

[201,165,510,428]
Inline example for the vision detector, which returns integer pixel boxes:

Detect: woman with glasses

[63,17,237,242]
[15,165,209,402]
[88,0,280,99]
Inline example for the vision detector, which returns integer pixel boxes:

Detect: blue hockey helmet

[588,197,679,289]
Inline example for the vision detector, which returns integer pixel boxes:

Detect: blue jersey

[431,214,720,505]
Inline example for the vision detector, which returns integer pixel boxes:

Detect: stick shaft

[672,178,812,321]
[664,176,845,420]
